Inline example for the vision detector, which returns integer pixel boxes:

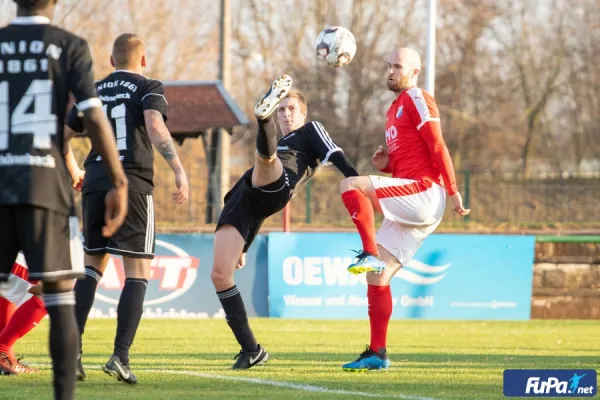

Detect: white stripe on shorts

[69,216,85,275]
[144,195,155,254]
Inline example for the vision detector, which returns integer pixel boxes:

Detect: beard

[387,76,411,93]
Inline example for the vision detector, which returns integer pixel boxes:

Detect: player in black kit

[0,1,128,399]
[65,33,189,384]
[212,75,359,369]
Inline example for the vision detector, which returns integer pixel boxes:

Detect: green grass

[1,319,598,399]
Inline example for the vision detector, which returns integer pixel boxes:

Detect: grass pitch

[0,319,598,399]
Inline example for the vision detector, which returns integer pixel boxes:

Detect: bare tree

[433,0,501,171]
[560,0,600,171]
[488,0,569,175]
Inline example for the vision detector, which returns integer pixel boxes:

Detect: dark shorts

[0,206,84,282]
[82,191,154,259]
[216,170,291,244]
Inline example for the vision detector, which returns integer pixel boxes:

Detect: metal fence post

[463,170,471,222]
[306,180,312,224]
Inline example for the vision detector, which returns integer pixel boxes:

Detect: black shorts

[0,206,85,282]
[82,191,155,259]
[217,169,291,244]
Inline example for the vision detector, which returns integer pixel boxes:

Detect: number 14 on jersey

[0,80,57,151]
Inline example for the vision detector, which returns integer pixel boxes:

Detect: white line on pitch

[140,369,438,400]
[30,363,438,400]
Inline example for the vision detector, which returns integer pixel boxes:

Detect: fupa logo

[504,369,597,397]
[96,240,200,306]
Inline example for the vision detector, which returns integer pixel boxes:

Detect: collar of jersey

[11,16,51,25]
[111,69,144,77]
[393,86,416,101]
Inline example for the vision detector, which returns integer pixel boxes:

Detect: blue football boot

[347,251,386,275]
[342,345,391,371]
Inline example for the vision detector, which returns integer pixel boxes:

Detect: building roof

[163,81,249,136]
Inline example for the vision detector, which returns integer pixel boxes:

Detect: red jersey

[383,87,458,195]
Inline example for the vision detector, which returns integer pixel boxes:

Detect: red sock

[0,297,17,361]
[342,190,379,256]
[0,296,47,362]
[0,297,16,332]
[368,285,392,352]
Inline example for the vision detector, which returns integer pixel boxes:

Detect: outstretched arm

[306,121,359,177]
[328,151,359,178]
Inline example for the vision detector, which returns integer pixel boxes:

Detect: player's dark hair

[112,33,145,68]
[14,0,52,10]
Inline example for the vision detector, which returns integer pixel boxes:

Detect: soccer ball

[315,26,357,68]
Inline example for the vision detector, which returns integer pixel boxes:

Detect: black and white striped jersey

[276,120,343,192]
[66,70,168,194]
[0,16,100,214]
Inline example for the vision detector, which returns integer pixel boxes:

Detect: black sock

[113,278,147,366]
[256,117,278,159]
[43,291,78,400]
[74,266,103,351]
[217,285,258,352]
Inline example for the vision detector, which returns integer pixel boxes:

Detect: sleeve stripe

[312,121,336,151]
[417,118,441,130]
[141,93,168,105]
[322,147,342,164]
[76,98,102,111]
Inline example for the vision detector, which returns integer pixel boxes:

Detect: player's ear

[141,55,147,68]
[110,56,115,68]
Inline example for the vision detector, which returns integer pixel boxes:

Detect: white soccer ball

[315,26,357,68]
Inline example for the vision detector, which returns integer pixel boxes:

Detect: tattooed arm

[144,109,189,204]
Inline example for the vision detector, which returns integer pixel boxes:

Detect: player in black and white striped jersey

[213,75,359,369]
[64,33,189,384]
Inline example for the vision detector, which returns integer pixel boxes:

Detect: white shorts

[0,253,36,307]
[369,176,446,266]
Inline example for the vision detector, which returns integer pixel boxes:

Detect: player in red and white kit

[339,48,470,371]
[0,254,48,375]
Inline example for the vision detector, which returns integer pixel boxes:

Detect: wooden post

[283,203,291,232]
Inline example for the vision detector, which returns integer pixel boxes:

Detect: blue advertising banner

[90,234,269,318]
[267,233,535,320]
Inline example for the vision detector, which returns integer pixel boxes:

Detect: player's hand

[236,253,247,269]
[372,145,389,171]
[450,192,470,216]
[103,185,128,238]
[172,171,189,204]
[70,168,85,191]
[28,282,43,296]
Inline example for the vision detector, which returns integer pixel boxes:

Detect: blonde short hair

[284,90,307,115]
[112,33,145,69]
